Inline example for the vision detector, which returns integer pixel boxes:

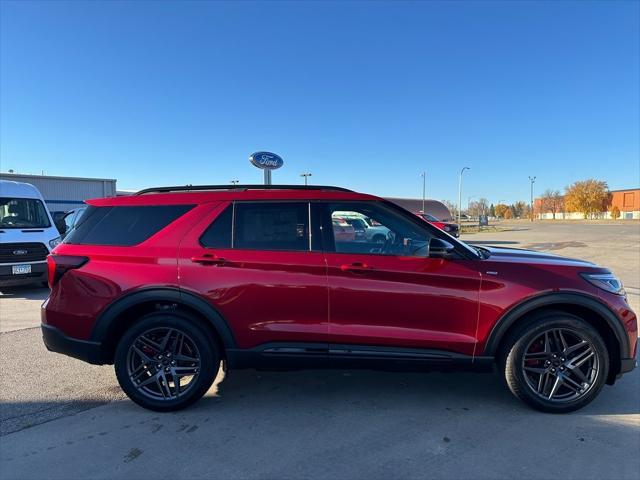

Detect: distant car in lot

[415,212,460,238]
[42,184,636,413]
[60,207,87,238]
[341,216,368,242]
[0,180,62,287]
[342,214,390,243]
[331,217,356,242]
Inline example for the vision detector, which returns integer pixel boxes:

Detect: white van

[0,180,62,287]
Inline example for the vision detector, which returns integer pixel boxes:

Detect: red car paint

[415,212,460,237]
[42,187,637,382]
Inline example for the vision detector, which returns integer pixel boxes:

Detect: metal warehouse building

[385,197,453,221]
[0,173,116,212]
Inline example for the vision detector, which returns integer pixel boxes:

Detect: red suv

[42,185,637,412]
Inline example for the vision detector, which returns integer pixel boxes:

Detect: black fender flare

[90,287,237,350]
[483,292,630,359]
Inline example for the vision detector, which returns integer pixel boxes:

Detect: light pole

[230,179,239,186]
[421,171,426,213]
[300,172,312,186]
[528,176,536,221]
[458,167,470,225]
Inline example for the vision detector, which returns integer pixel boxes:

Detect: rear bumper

[41,324,103,365]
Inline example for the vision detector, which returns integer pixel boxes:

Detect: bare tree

[477,198,489,216]
[540,189,563,219]
[441,200,458,218]
[468,198,489,218]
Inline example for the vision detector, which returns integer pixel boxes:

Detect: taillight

[47,254,89,288]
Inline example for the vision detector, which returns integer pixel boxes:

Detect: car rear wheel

[115,312,220,411]
[502,312,609,413]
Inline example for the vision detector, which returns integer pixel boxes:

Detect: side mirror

[429,237,455,258]
[54,218,68,236]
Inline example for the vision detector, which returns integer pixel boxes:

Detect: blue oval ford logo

[249,151,284,170]
[13,249,28,255]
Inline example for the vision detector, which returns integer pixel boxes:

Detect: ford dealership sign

[249,152,284,170]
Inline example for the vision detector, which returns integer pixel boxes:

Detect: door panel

[325,254,481,355]
[320,201,482,356]
[179,202,329,350]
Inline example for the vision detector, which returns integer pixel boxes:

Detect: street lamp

[421,171,426,213]
[458,167,470,225]
[300,172,312,186]
[230,179,239,186]
[528,176,536,222]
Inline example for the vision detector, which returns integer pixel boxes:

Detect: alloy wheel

[521,328,599,403]
[126,327,201,401]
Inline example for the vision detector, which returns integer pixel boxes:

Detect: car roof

[86,185,381,207]
[0,180,45,200]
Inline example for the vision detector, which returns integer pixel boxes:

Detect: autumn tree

[610,205,620,220]
[564,180,609,219]
[494,203,510,218]
[540,189,564,219]
[503,208,513,219]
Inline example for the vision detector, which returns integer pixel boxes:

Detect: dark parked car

[42,185,636,412]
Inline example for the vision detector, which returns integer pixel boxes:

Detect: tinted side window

[200,204,232,248]
[326,202,431,256]
[234,202,309,251]
[65,205,193,246]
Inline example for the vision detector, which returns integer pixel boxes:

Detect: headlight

[444,226,451,231]
[49,236,62,249]
[581,272,625,295]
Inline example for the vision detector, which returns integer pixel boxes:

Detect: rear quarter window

[199,204,233,248]
[64,205,193,246]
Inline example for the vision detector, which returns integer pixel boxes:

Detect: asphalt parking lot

[1,221,638,480]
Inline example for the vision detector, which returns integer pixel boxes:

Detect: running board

[226,343,494,372]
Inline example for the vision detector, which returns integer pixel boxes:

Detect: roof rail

[135,184,354,195]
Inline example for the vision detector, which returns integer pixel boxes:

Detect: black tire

[115,312,220,412]
[501,311,609,413]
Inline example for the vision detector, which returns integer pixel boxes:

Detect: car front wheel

[502,312,609,413]
[115,312,220,411]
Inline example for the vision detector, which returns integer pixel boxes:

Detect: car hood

[0,226,59,251]
[480,245,597,268]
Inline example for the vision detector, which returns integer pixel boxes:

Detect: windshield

[0,197,51,229]
[346,218,368,230]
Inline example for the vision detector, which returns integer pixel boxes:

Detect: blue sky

[1,1,638,204]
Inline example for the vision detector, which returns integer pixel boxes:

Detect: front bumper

[620,357,637,374]
[0,262,47,287]
[41,324,103,365]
